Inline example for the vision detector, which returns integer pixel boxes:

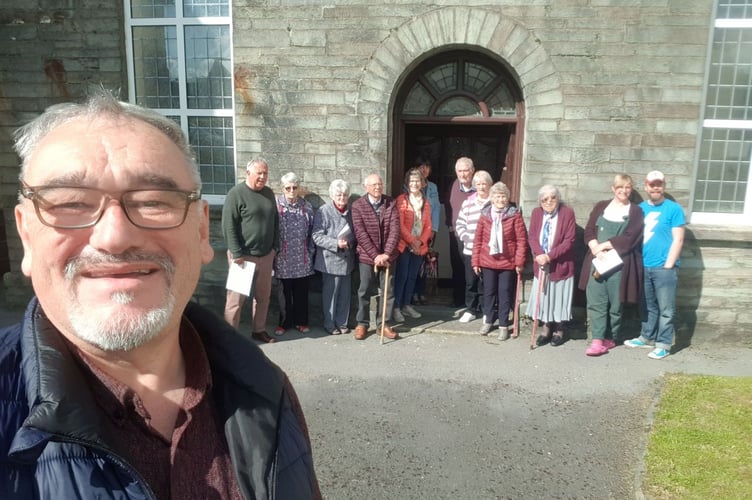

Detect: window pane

[189,116,235,194]
[463,62,495,95]
[185,25,232,109]
[717,0,752,19]
[403,83,433,115]
[436,97,480,117]
[485,85,516,117]
[131,0,176,18]
[693,128,752,213]
[425,63,457,95]
[183,0,229,17]
[132,26,180,108]
[705,28,752,120]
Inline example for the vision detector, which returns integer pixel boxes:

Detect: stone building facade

[1,1,750,342]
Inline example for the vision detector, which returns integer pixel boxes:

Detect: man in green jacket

[222,158,280,343]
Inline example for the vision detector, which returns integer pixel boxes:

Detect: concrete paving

[2,298,750,499]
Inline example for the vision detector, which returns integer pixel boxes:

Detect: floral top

[274,195,315,279]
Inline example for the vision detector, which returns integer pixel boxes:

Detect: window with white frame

[692,0,752,224]
[125,0,235,202]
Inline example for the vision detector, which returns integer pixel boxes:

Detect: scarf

[541,208,558,253]
[488,209,504,255]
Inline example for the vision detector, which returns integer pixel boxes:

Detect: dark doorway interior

[399,122,517,205]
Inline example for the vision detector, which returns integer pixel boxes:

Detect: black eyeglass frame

[19,183,202,230]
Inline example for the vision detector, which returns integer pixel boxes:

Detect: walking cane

[512,270,522,338]
[530,265,546,350]
[377,263,391,345]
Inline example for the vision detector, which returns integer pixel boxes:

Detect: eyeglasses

[541,196,558,203]
[284,185,299,191]
[647,181,664,187]
[20,183,201,230]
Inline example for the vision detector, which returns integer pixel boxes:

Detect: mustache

[64,249,175,280]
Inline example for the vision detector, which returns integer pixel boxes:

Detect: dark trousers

[481,268,515,327]
[462,253,481,312]
[449,233,466,306]
[278,276,310,328]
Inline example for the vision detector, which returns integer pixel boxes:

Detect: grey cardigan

[312,201,356,276]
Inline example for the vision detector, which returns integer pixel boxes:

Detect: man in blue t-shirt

[624,170,685,359]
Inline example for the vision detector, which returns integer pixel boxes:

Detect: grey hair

[280,171,300,186]
[13,88,200,186]
[329,179,349,198]
[455,156,474,171]
[538,184,562,202]
[490,181,510,197]
[246,157,268,172]
[473,170,493,186]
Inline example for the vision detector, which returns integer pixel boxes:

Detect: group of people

[223,155,685,362]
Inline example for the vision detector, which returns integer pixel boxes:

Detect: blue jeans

[393,250,423,309]
[640,267,678,350]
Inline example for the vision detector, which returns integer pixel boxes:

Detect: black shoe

[550,333,565,346]
[535,334,551,347]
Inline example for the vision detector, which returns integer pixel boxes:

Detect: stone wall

[0,1,126,305]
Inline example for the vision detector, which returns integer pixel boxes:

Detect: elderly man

[1,92,319,498]
[445,157,476,307]
[351,173,400,340]
[222,157,280,343]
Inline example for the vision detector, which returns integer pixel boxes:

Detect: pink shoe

[602,339,616,350]
[585,339,608,356]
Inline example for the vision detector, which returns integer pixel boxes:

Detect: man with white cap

[624,170,685,359]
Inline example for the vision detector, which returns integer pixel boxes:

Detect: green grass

[643,374,752,499]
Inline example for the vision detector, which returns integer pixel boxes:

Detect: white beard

[64,250,176,352]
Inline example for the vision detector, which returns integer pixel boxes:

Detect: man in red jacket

[351,174,401,340]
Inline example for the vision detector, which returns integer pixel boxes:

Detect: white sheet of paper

[593,249,623,275]
[226,261,256,296]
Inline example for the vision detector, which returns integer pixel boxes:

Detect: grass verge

[643,374,752,499]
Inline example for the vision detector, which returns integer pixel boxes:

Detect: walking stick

[530,266,546,350]
[512,270,522,338]
[378,263,391,345]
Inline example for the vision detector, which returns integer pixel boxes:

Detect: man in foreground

[624,170,685,359]
[1,92,319,498]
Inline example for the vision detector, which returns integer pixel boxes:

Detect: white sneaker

[402,305,422,318]
[391,308,405,323]
[459,311,476,323]
[497,327,510,341]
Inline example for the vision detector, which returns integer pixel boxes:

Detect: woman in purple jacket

[527,185,577,346]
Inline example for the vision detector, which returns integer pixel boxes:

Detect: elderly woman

[392,168,433,323]
[273,172,315,336]
[312,179,356,335]
[527,185,577,347]
[471,182,527,340]
[412,156,440,305]
[455,170,493,323]
[578,174,644,356]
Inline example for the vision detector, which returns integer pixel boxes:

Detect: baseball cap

[646,170,665,183]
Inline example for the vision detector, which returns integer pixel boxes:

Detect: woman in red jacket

[392,168,433,323]
[471,182,527,340]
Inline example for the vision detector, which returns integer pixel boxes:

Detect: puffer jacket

[0,297,320,499]
[471,204,528,270]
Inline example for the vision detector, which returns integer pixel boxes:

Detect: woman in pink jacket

[392,168,433,323]
[471,182,527,340]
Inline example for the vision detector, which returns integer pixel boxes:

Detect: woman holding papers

[527,185,577,347]
[391,168,433,323]
[312,179,356,335]
[274,172,316,335]
[578,174,644,356]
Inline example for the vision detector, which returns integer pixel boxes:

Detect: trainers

[459,311,476,323]
[585,339,608,356]
[274,326,286,336]
[392,308,405,322]
[402,304,422,319]
[624,338,654,348]
[296,325,310,333]
[602,339,616,350]
[478,322,493,335]
[648,348,670,360]
[497,327,510,341]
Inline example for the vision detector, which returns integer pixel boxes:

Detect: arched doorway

[391,49,524,205]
